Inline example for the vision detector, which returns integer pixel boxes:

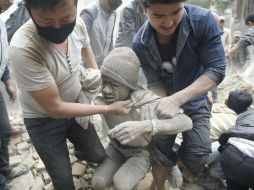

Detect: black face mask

[34,19,76,44]
[108,0,122,10]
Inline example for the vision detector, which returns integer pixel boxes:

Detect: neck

[52,39,68,55]
[156,33,173,44]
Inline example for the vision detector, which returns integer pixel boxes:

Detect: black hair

[140,0,186,8]
[24,0,77,11]
[245,13,254,25]
[227,90,253,114]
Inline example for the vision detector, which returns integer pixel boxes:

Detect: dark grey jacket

[219,109,254,146]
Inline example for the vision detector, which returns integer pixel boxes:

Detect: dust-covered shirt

[9,18,90,118]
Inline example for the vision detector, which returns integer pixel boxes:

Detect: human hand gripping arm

[108,104,192,145]
[156,75,216,118]
[108,104,155,145]
[29,84,131,119]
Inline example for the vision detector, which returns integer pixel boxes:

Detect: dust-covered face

[101,75,131,104]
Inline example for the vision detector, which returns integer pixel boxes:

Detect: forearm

[3,79,11,88]
[172,75,216,106]
[44,101,108,119]
[82,46,98,69]
[142,114,192,135]
[228,41,240,55]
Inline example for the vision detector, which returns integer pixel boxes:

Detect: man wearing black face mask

[8,0,131,190]
[80,0,122,68]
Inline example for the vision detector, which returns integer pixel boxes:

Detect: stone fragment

[72,162,86,177]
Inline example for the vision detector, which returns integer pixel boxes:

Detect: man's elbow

[44,104,64,119]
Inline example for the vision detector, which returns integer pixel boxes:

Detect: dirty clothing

[92,87,187,189]
[80,0,116,68]
[10,18,105,190]
[92,88,158,189]
[219,109,254,190]
[92,139,151,190]
[239,26,254,47]
[114,0,147,48]
[132,4,226,174]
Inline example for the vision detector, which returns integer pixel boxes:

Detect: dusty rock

[34,159,46,172]
[9,155,23,167]
[10,136,22,145]
[16,141,31,151]
[42,171,51,185]
[72,162,86,177]
[31,176,44,190]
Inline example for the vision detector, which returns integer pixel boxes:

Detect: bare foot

[169,165,183,188]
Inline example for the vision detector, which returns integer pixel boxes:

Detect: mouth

[104,96,115,102]
[160,25,174,32]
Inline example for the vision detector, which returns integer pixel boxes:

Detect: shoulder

[131,87,160,107]
[185,4,212,22]
[185,4,222,40]
[10,20,43,56]
[184,4,218,31]
[80,1,99,21]
[74,17,88,33]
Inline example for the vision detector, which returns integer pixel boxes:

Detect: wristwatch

[150,119,158,136]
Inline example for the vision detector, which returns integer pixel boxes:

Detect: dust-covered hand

[156,95,182,119]
[108,120,151,145]
[108,103,156,145]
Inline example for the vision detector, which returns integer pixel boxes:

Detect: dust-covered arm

[108,113,192,145]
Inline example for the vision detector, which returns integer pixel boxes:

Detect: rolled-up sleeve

[198,12,226,84]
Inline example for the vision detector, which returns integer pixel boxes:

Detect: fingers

[116,134,131,142]
[108,123,125,138]
[120,139,131,145]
